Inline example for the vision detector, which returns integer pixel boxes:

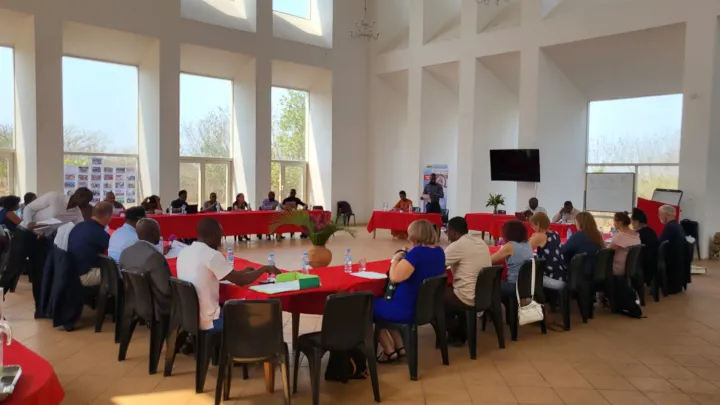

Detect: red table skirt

[366,211,443,233]
[109,210,330,239]
[465,214,516,233]
[3,340,64,405]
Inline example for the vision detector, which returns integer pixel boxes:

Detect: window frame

[272,0,312,20]
[179,156,233,208]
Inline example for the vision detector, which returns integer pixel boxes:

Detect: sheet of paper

[350,272,388,280]
[249,280,300,294]
[220,280,234,285]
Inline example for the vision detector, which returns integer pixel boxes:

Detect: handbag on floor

[325,349,368,382]
[516,258,544,325]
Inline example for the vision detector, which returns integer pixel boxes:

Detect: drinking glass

[359,258,367,272]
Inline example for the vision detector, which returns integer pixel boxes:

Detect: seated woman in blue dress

[0,195,22,233]
[374,219,446,363]
[490,220,534,296]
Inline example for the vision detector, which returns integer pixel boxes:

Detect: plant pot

[308,245,333,268]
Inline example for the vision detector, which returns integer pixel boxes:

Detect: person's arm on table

[490,243,515,263]
[223,265,280,286]
[551,210,562,223]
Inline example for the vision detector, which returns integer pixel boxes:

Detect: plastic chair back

[312,206,324,211]
[658,240,669,276]
[516,259,546,302]
[122,269,155,321]
[98,254,121,297]
[221,300,284,359]
[337,201,353,215]
[169,277,201,335]
[474,266,503,309]
[415,274,448,325]
[624,245,643,279]
[567,253,587,291]
[594,248,615,284]
[320,292,373,351]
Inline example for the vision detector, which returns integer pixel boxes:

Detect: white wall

[420,68,457,203]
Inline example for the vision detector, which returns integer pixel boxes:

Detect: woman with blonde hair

[560,211,604,277]
[374,219,445,363]
[529,212,567,290]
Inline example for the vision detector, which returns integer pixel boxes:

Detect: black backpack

[612,277,643,319]
[324,349,368,382]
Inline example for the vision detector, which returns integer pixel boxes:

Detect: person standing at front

[423,173,444,214]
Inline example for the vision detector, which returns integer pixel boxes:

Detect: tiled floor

[6,228,720,404]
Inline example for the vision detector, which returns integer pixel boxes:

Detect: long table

[366,211,443,238]
[4,339,65,405]
[465,213,577,239]
[109,210,331,239]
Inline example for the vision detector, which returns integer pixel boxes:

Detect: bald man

[119,218,173,318]
[177,218,280,331]
[67,202,114,287]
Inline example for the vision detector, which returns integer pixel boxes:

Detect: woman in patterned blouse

[529,212,567,290]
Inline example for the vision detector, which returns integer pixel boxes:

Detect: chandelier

[477,0,511,4]
[350,0,379,40]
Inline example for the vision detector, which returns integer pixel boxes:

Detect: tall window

[587,95,682,201]
[63,57,139,205]
[271,87,308,202]
[0,47,14,194]
[273,0,311,19]
[179,73,233,206]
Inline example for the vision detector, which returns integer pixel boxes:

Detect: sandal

[376,351,399,364]
[395,347,406,358]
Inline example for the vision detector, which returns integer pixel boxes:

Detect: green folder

[275,272,321,290]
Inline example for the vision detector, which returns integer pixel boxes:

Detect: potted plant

[486,193,505,215]
[271,210,355,268]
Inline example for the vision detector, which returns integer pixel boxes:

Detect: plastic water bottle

[216,202,221,212]
[267,253,276,282]
[301,253,310,275]
[344,248,352,273]
[610,226,617,236]
[181,205,186,215]
[561,213,567,224]
[599,226,604,235]
[566,228,573,240]
[227,248,234,266]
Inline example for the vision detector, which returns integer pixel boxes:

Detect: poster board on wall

[64,157,138,207]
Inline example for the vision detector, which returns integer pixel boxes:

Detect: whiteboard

[585,173,635,213]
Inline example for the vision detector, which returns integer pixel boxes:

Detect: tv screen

[489,149,541,182]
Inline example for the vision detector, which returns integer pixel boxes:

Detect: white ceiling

[478,51,520,97]
[373,0,409,54]
[542,23,686,101]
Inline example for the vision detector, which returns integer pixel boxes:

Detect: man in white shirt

[444,217,492,345]
[552,200,581,224]
[108,207,147,263]
[176,218,279,331]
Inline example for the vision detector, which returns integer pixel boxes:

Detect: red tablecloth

[109,210,330,239]
[465,214,516,233]
[167,257,389,315]
[3,340,64,405]
[366,211,443,233]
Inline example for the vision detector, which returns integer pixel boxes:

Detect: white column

[15,13,64,195]
[253,0,272,209]
[403,1,424,202]
[516,45,541,211]
[139,39,180,204]
[678,9,720,258]
[232,60,257,204]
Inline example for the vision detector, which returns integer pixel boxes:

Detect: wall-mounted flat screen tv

[489,149,541,182]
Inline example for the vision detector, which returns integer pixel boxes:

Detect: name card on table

[275,272,321,290]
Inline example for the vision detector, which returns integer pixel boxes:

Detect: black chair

[654,241,670,301]
[335,201,356,226]
[165,278,222,393]
[559,253,589,331]
[311,206,324,211]
[590,249,615,319]
[464,266,505,359]
[95,255,124,342]
[440,209,449,226]
[624,245,645,306]
[504,260,547,341]
[294,292,379,405]
[118,269,170,375]
[374,274,449,381]
[412,207,421,213]
[215,300,290,405]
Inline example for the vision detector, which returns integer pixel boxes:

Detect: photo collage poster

[63,157,138,206]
